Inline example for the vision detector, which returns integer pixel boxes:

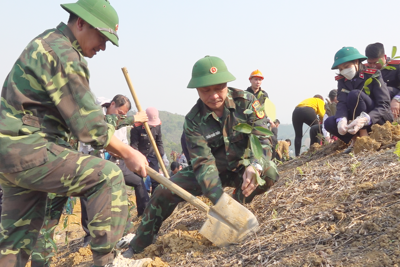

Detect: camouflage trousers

[130,166,275,252]
[30,195,136,266]
[0,143,128,267]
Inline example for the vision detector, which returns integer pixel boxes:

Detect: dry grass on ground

[30,138,400,266]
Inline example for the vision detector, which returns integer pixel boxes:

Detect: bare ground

[28,132,400,266]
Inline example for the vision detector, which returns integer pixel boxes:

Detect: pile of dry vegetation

[31,124,400,267]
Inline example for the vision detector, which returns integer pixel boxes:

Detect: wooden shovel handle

[146,166,209,213]
[121,67,169,178]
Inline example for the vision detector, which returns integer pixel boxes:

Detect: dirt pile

[32,137,400,266]
[353,121,400,154]
[133,145,400,266]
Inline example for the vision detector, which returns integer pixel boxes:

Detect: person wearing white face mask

[324,47,393,153]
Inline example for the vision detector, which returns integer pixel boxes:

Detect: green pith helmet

[187,56,236,88]
[331,47,367,70]
[61,0,120,46]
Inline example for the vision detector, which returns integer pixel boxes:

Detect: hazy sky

[2,0,400,124]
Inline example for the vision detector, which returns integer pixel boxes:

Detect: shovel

[121,67,170,178]
[145,166,260,247]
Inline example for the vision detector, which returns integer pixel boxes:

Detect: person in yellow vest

[292,95,325,156]
[246,69,276,127]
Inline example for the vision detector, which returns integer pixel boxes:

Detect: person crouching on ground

[324,47,393,153]
[121,55,279,257]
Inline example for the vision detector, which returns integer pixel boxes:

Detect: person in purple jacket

[324,47,393,153]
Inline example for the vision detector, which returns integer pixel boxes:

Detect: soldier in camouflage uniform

[122,56,279,257]
[0,1,148,267]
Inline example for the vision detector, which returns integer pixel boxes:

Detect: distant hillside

[278,124,311,156]
[158,113,315,160]
[159,111,185,162]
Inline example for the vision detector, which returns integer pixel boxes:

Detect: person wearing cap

[246,70,276,128]
[324,47,393,153]
[365,42,400,119]
[130,107,165,192]
[309,89,339,146]
[0,1,149,267]
[292,95,326,156]
[122,56,279,257]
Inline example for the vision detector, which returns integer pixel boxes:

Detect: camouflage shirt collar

[199,89,236,119]
[56,22,82,53]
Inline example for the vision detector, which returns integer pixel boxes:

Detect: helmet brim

[187,71,236,88]
[61,3,119,47]
[331,54,367,69]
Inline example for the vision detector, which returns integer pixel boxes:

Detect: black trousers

[292,106,319,156]
[310,124,323,146]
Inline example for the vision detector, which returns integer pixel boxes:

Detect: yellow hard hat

[249,69,264,80]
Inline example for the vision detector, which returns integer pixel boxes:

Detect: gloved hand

[347,112,370,135]
[324,135,331,143]
[337,118,348,135]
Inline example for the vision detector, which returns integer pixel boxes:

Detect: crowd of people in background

[0,0,398,264]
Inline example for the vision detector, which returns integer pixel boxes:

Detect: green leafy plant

[394,142,400,160]
[233,108,274,186]
[350,162,361,174]
[271,209,278,219]
[296,167,304,176]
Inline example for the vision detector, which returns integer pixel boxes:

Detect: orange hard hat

[249,69,264,80]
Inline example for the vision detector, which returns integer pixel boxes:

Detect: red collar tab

[388,59,400,65]
[359,73,364,79]
[364,68,378,75]
[335,75,344,81]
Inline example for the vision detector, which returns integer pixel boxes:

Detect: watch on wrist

[394,95,400,103]
[251,162,263,174]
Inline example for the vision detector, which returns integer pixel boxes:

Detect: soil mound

[30,137,400,266]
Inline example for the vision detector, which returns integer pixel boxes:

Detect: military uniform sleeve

[104,114,135,130]
[37,43,114,149]
[246,96,279,182]
[184,118,223,204]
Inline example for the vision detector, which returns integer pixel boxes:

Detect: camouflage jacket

[184,87,278,202]
[0,23,133,173]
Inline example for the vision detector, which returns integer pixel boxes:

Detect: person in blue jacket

[324,47,393,153]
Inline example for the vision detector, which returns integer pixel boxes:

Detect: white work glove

[347,112,370,135]
[337,118,348,135]
[391,97,400,119]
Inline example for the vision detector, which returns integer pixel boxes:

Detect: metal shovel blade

[199,193,259,247]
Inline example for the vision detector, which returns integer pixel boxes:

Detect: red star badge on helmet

[210,67,218,74]
[115,24,119,31]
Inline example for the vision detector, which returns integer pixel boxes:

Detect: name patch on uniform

[252,100,265,119]
[205,131,221,139]
[141,133,147,137]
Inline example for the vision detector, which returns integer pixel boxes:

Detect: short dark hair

[328,89,337,101]
[285,139,291,145]
[111,95,131,110]
[171,161,180,171]
[313,94,324,100]
[365,43,385,58]
[67,12,79,24]
[274,119,280,124]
